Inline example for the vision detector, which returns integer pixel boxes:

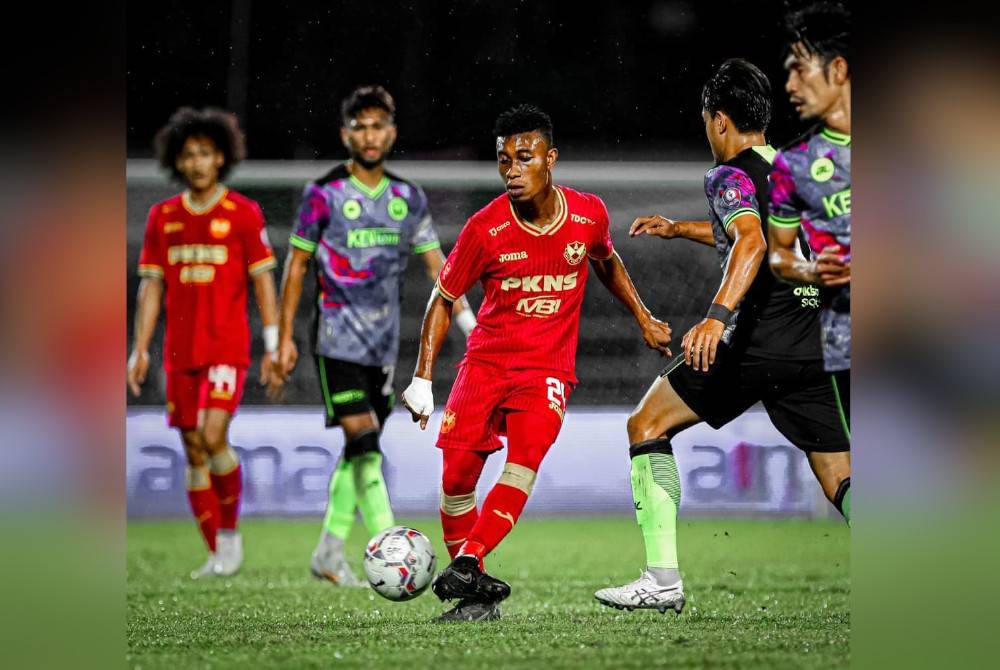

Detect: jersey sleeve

[137,205,165,278]
[435,220,487,302]
[410,189,441,255]
[767,151,803,229]
[244,200,278,276]
[706,165,761,235]
[587,195,614,260]
[289,183,329,254]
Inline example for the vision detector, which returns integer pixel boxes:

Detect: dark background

[127,0,811,161]
[126,0,829,406]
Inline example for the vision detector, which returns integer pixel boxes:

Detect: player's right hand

[630,215,679,239]
[127,350,149,397]
[401,377,434,430]
[813,245,851,287]
[277,339,298,380]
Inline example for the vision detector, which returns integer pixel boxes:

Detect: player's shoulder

[776,125,821,160]
[465,192,511,231]
[383,168,428,203]
[557,185,609,221]
[312,163,351,188]
[220,189,260,211]
[149,193,184,217]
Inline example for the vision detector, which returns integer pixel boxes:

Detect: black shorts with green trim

[315,356,396,429]
[662,345,850,453]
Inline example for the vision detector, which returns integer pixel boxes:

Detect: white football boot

[310,544,365,587]
[190,553,219,580]
[594,570,686,614]
[213,531,243,577]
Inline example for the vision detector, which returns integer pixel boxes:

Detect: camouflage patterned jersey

[769,126,851,371]
[290,165,440,366]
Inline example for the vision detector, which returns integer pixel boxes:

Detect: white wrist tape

[263,325,279,353]
[402,377,434,417]
[454,309,477,336]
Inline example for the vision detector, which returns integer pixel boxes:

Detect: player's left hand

[261,353,284,401]
[814,245,850,287]
[682,318,726,372]
[401,377,434,430]
[639,316,673,357]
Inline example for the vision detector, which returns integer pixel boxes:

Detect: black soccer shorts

[315,356,396,429]
[663,344,850,453]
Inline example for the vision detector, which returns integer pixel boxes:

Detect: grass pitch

[127,517,848,669]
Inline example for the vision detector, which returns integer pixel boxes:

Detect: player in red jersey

[127,107,280,579]
[401,105,673,621]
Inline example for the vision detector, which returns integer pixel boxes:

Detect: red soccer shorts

[436,359,573,452]
[166,364,247,430]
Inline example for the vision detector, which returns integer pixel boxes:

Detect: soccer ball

[363,526,437,601]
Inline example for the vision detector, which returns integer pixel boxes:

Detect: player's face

[175,135,224,192]
[703,110,725,163]
[342,107,396,169]
[496,132,557,203]
[784,43,842,122]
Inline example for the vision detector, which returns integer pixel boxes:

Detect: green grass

[127,517,848,669]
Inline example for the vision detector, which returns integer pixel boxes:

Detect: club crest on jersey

[387,196,408,221]
[343,199,363,220]
[210,218,231,239]
[810,157,835,182]
[563,241,587,266]
[441,409,457,434]
[722,187,741,206]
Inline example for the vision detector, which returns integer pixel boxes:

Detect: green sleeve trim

[768,214,802,228]
[289,234,317,253]
[723,207,760,233]
[412,240,441,255]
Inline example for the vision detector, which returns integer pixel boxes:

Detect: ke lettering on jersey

[435,185,613,382]
[137,188,277,370]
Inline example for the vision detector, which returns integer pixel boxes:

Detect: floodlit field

[127,517,848,669]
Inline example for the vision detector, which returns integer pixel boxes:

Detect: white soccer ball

[363,526,437,601]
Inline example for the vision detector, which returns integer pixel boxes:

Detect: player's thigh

[657,346,752,435]
[196,364,246,449]
[758,359,851,453]
[628,370,701,442]
[436,361,507,452]
[499,372,574,471]
[315,357,381,430]
[166,368,201,431]
[366,364,396,431]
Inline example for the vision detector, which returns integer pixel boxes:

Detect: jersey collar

[182,186,228,215]
[821,127,851,146]
[349,174,390,200]
[509,186,568,237]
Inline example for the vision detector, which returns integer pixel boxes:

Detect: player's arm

[420,247,476,338]
[590,251,672,357]
[251,268,280,388]
[273,246,312,387]
[401,289,454,430]
[768,224,850,287]
[629,216,715,246]
[683,214,766,372]
[127,276,163,396]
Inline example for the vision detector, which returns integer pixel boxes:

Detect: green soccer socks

[630,438,681,578]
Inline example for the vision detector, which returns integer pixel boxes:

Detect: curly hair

[153,107,246,182]
[492,104,554,147]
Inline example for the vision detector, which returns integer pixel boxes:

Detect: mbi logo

[515,295,562,317]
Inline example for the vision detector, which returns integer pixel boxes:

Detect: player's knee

[180,431,207,465]
[440,490,476,516]
[497,462,537,496]
[344,429,380,460]
[627,408,663,444]
[201,429,229,456]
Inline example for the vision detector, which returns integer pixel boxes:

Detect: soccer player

[128,107,280,579]
[593,59,851,615]
[401,104,673,622]
[768,2,851,423]
[270,85,476,586]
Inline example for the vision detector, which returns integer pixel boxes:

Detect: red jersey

[436,186,614,383]
[137,188,277,371]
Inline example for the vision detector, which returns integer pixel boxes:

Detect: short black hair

[783,1,851,68]
[493,104,554,147]
[341,85,396,125]
[153,107,246,182]
[701,58,772,133]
